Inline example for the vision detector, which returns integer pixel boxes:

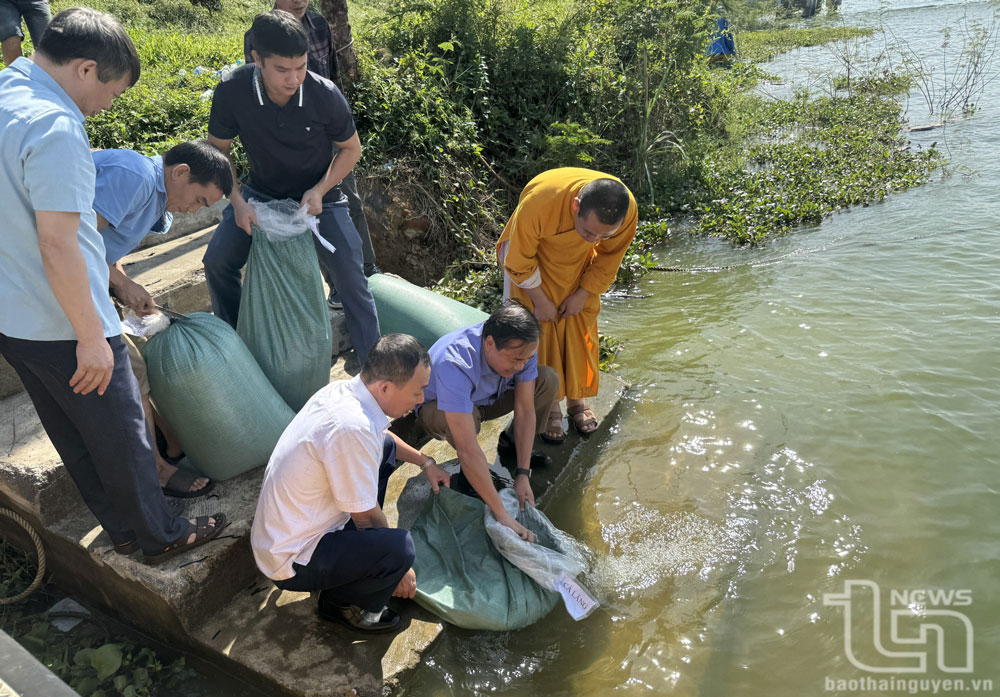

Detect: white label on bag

[555,573,598,621]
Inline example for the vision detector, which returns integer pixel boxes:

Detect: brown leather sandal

[539,406,566,444]
[144,513,226,566]
[568,403,599,437]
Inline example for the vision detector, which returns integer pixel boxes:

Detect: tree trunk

[320,0,359,94]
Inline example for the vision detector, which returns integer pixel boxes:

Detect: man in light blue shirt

[417,302,558,543]
[0,8,224,564]
[92,140,232,497]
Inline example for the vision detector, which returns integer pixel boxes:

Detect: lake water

[398,1,1000,694]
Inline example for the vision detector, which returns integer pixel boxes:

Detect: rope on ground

[0,507,46,605]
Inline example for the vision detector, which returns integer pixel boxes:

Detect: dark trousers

[0,0,50,44]
[273,434,414,612]
[321,172,377,292]
[0,333,187,551]
[345,172,376,273]
[202,184,382,365]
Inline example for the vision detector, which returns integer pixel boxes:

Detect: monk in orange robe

[497,168,637,442]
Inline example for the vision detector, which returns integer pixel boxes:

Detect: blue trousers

[0,0,50,44]
[0,333,187,552]
[273,434,415,612]
[202,184,382,365]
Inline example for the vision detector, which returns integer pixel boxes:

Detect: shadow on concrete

[193,579,442,697]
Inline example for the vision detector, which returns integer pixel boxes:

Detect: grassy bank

[3,1,940,273]
[0,0,943,360]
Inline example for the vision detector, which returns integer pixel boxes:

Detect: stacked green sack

[409,487,561,631]
[237,199,333,411]
[143,312,295,480]
[368,273,487,352]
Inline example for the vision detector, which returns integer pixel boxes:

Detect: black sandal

[145,513,226,566]
[114,538,140,556]
[161,468,215,499]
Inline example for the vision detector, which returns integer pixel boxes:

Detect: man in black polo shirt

[243,0,379,309]
[204,9,380,365]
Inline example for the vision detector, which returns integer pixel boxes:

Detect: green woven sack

[142,312,295,481]
[237,199,333,411]
[410,487,560,630]
[368,273,487,352]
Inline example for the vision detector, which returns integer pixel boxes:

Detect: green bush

[373,0,581,180]
[27,0,940,278]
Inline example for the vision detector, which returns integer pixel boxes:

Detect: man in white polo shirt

[251,334,451,632]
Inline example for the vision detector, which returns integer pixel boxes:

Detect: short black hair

[251,10,308,60]
[482,301,540,350]
[577,178,631,226]
[361,334,430,386]
[163,140,234,197]
[37,8,140,86]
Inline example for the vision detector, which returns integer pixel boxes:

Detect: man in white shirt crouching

[251,334,451,632]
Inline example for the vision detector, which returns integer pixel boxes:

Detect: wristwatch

[419,456,437,471]
[515,468,532,479]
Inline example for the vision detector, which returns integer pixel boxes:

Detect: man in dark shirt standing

[205,10,381,364]
[243,0,378,309]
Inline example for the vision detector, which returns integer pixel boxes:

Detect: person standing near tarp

[706,17,735,64]
[0,8,224,564]
[204,9,381,364]
[251,334,451,633]
[417,302,557,542]
[0,0,50,68]
[497,168,637,443]
[242,0,380,310]
[92,139,233,498]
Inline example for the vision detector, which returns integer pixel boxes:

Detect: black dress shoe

[497,431,552,468]
[318,601,401,633]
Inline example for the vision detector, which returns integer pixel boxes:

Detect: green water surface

[400,1,1000,694]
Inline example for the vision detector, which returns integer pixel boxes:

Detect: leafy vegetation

[737,26,873,63]
[693,91,941,244]
[6,0,937,258]
[1,0,948,362]
[0,542,195,697]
